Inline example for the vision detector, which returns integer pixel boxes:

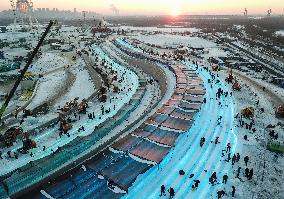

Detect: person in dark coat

[232,186,236,197]
[222,174,228,184]
[244,156,249,166]
[169,187,175,198]
[160,185,166,196]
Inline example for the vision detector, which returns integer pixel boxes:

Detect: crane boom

[0,20,54,121]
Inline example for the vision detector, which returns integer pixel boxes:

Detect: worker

[245,168,250,178]
[244,156,249,166]
[236,153,240,162]
[236,167,241,178]
[232,154,236,165]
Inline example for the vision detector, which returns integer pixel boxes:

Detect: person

[217,190,225,199]
[191,184,196,192]
[232,154,236,165]
[7,151,12,158]
[232,186,236,197]
[227,152,231,162]
[226,143,231,153]
[236,167,241,178]
[236,153,240,162]
[244,156,249,166]
[210,172,217,185]
[248,168,254,180]
[215,137,219,144]
[160,185,166,196]
[222,174,228,184]
[194,180,200,188]
[200,137,205,147]
[245,168,250,178]
[169,187,175,198]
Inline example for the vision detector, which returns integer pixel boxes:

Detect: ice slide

[123,62,237,199]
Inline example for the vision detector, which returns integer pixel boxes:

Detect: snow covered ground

[29,53,69,74]
[26,69,66,110]
[133,34,217,48]
[275,30,284,37]
[112,26,200,33]
[54,59,95,108]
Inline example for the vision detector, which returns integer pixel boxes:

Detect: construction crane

[0,21,55,121]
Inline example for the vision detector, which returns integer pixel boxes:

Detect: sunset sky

[0,0,283,15]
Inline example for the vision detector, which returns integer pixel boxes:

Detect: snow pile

[27,70,66,109]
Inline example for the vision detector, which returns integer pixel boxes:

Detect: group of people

[160,185,175,198]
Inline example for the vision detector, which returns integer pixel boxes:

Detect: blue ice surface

[122,62,237,199]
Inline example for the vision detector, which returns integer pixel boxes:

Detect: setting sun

[170,7,180,16]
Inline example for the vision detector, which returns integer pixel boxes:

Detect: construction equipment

[22,137,37,151]
[212,65,220,71]
[0,127,23,147]
[225,68,234,84]
[233,79,241,91]
[62,121,72,134]
[78,99,88,114]
[275,105,284,118]
[241,107,255,118]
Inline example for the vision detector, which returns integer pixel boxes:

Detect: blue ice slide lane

[123,65,218,198]
[142,65,227,199]
[178,63,237,198]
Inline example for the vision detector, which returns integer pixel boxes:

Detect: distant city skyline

[0,0,284,15]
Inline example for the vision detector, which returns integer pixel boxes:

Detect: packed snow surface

[133,34,217,48]
[275,30,284,36]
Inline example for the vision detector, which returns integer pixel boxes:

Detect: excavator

[21,133,37,152]
[276,105,284,118]
[59,119,72,135]
[233,79,241,91]
[225,68,234,84]
[0,127,23,147]
[78,99,88,114]
[241,107,255,118]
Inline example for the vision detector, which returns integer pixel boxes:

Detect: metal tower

[10,0,38,29]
